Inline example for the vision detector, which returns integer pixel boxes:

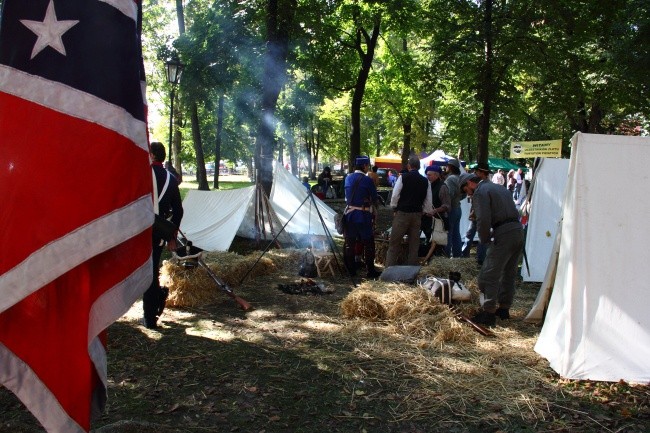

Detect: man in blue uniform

[344,156,381,279]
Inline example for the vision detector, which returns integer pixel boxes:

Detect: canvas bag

[431,216,448,246]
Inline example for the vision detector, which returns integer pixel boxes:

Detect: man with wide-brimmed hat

[458,172,524,327]
[462,162,492,263]
[343,155,382,279]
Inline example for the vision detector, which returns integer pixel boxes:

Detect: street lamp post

[164,56,183,163]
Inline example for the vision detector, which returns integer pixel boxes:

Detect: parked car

[376,168,398,187]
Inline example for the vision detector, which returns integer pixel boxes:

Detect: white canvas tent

[534,133,650,383]
[180,164,338,252]
[269,163,337,237]
[418,150,453,175]
[520,158,570,282]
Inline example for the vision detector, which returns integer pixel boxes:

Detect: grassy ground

[1,180,648,432]
[2,252,648,432]
[179,175,254,199]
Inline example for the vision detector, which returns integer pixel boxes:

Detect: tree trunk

[170,0,186,177]
[175,0,209,189]
[476,0,493,166]
[375,129,381,157]
[287,132,298,175]
[255,0,296,196]
[304,131,314,179]
[400,119,412,171]
[349,15,381,172]
[213,94,224,189]
[191,104,209,190]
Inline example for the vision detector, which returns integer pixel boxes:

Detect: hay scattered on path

[340,281,475,344]
[160,251,276,308]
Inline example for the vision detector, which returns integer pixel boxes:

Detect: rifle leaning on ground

[174,233,252,311]
[434,273,496,338]
[450,306,495,337]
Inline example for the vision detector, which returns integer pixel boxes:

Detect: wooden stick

[450,306,495,337]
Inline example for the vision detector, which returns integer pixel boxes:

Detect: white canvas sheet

[521,158,569,282]
[180,187,255,252]
[270,164,337,237]
[535,133,650,383]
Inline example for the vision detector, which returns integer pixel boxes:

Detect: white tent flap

[270,164,337,237]
[521,158,570,282]
[534,133,650,383]
[180,187,255,252]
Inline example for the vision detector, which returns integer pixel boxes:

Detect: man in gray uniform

[459,172,524,327]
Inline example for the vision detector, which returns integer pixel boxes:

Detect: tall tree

[255,0,297,195]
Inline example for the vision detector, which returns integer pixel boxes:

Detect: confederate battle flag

[0,0,153,431]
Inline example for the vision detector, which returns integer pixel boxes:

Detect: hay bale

[340,283,476,343]
[160,262,219,308]
[160,251,276,308]
[340,290,387,320]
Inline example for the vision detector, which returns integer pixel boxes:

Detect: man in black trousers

[145,142,184,329]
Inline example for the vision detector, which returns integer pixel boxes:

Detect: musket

[176,233,252,311]
[450,306,495,337]
[432,274,496,338]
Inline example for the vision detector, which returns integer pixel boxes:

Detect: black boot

[142,316,158,329]
[343,240,357,276]
[495,308,510,320]
[157,286,169,317]
[363,240,380,279]
[471,310,496,327]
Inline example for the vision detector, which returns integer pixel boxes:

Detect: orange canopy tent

[374,153,403,170]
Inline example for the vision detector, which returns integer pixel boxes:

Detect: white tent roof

[180,187,255,252]
[418,150,455,176]
[179,164,338,252]
[269,163,337,237]
[534,133,650,383]
[521,158,570,282]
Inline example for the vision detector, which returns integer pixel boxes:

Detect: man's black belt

[492,217,519,230]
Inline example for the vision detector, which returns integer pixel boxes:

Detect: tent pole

[305,189,357,286]
[238,193,312,285]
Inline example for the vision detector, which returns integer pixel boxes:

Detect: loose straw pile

[160,251,276,307]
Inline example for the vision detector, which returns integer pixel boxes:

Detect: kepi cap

[355,155,370,166]
[425,165,442,174]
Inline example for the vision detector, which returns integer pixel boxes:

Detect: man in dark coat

[145,142,184,329]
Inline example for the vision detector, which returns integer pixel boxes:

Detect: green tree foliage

[143,0,649,188]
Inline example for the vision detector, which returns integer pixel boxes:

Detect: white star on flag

[20,0,79,59]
